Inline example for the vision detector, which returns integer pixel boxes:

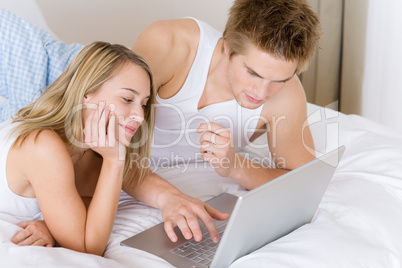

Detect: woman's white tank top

[0,118,42,219]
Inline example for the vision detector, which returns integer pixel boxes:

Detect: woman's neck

[66,144,88,165]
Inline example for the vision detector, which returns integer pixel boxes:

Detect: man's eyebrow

[245,64,295,82]
[122,88,150,99]
[275,70,296,83]
[274,73,295,83]
[245,64,264,79]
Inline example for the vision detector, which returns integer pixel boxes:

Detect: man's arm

[198,76,315,190]
[265,76,316,169]
[122,170,229,243]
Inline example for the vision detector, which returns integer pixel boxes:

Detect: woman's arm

[18,109,124,255]
[123,170,229,243]
[18,129,123,255]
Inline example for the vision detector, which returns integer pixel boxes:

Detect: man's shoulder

[136,19,199,50]
[262,76,307,119]
[133,19,201,91]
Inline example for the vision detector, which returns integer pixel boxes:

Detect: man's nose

[252,80,270,99]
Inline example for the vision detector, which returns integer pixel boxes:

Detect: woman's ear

[82,95,88,104]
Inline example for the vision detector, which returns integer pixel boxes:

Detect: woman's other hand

[83,102,126,161]
[11,220,55,247]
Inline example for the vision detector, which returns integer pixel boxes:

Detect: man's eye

[247,70,256,76]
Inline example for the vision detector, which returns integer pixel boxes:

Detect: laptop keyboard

[170,222,227,266]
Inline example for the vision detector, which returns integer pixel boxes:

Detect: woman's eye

[123,97,133,103]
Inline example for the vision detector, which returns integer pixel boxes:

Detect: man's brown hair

[223,0,321,74]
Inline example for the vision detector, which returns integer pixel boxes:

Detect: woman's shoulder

[8,129,74,192]
[15,129,70,161]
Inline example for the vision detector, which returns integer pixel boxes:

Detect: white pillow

[0,0,58,39]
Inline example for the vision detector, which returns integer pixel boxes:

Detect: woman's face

[82,63,151,147]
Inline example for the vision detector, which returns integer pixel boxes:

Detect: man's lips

[120,124,137,135]
[245,93,263,104]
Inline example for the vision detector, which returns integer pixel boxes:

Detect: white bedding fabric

[1,2,402,267]
[1,103,402,267]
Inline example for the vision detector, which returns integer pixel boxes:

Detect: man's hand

[11,220,55,247]
[160,192,229,243]
[197,122,238,178]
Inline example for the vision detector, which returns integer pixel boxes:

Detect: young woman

[0,41,155,255]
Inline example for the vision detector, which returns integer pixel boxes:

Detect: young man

[123,0,321,244]
[7,0,321,247]
[132,0,320,189]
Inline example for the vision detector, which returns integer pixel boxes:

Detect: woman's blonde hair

[12,41,155,188]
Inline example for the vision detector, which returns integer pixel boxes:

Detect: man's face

[226,43,298,109]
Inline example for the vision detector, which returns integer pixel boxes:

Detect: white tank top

[0,119,42,219]
[151,18,264,166]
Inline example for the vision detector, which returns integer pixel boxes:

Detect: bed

[1,3,402,268]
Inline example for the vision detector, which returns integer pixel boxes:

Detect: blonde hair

[12,41,155,188]
[223,0,321,74]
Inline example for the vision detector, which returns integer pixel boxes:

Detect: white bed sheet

[2,2,402,267]
[1,103,402,267]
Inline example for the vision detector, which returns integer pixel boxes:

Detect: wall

[36,0,233,47]
[1,0,340,111]
[301,0,344,110]
[339,0,368,115]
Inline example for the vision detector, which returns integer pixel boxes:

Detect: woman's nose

[129,114,144,124]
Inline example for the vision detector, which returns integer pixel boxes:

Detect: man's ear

[223,40,229,56]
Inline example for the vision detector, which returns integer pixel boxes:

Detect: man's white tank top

[0,119,42,219]
[151,18,264,167]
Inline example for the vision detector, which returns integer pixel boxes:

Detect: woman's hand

[123,170,230,244]
[84,102,126,161]
[159,192,230,243]
[11,220,55,247]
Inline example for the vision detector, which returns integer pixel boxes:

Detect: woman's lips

[120,124,137,135]
[245,94,263,104]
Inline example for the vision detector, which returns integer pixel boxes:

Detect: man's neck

[200,39,234,107]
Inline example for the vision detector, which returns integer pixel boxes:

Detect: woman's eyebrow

[122,88,150,99]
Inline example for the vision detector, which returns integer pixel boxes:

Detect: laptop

[121,146,345,268]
